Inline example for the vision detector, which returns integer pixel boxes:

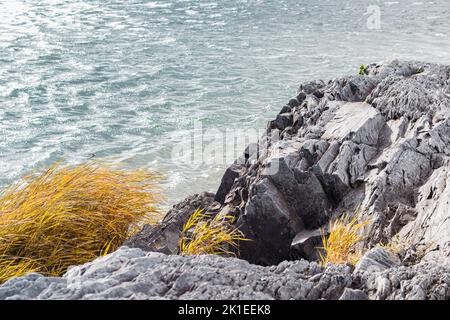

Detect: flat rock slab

[322,102,383,145]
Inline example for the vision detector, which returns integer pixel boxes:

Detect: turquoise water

[1,0,449,205]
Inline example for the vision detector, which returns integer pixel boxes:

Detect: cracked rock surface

[0,246,448,300]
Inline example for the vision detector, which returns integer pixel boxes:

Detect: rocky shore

[1,60,449,300]
[1,246,448,300]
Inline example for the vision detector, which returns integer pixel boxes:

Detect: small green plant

[318,213,370,266]
[179,209,248,256]
[359,64,366,75]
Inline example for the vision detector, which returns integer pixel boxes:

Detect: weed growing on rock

[359,64,366,75]
[319,213,370,266]
[0,162,162,284]
[179,209,248,256]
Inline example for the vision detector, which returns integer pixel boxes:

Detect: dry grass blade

[318,213,370,266]
[179,209,248,256]
[0,162,162,284]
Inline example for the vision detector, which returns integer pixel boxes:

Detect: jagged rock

[339,288,369,300]
[0,247,352,300]
[124,193,215,254]
[279,105,292,115]
[321,102,384,146]
[128,60,450,269]
[354,247,401,274]
[214,163,243,204]
[237,154,331,265]
[1,246,448,300]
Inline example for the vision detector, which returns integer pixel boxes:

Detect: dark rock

[214,164,243,204]
[299,80,326,95]
[237,177,301,265]
[326,76,381,102]
[313,90,324,99]
[2,247,448,300]
[279,105,292,114]
[296,92,307,104]
[237,156,331,265]
[288,98,300,108]
[292,111,304,131]
[386,204,417,238]
[124,193,215,254]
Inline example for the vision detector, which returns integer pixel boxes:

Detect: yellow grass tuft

[179,209,248,256]
[319,213,370,266]
[0,162,161,284]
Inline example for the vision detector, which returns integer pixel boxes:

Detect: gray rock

[321,102,384,146]
[214,163,243,204]
[361,261,450,300]
[339,288,370,300]
[237,154,331,265]
[398,166,450,265]
[279,105,292,114]
[270,113,293,131]
[0,247,352,300]
[1,246,448,300]
[290,228,325,261]
[124,192,215,254]
[354,247,401,274]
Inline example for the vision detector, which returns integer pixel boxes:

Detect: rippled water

[1,0,449,205]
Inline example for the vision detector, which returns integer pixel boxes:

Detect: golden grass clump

[319,213,370,266]
[0,162,161,284]
[179,209,248,256]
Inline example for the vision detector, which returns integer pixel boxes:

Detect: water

[1,0,449,206]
